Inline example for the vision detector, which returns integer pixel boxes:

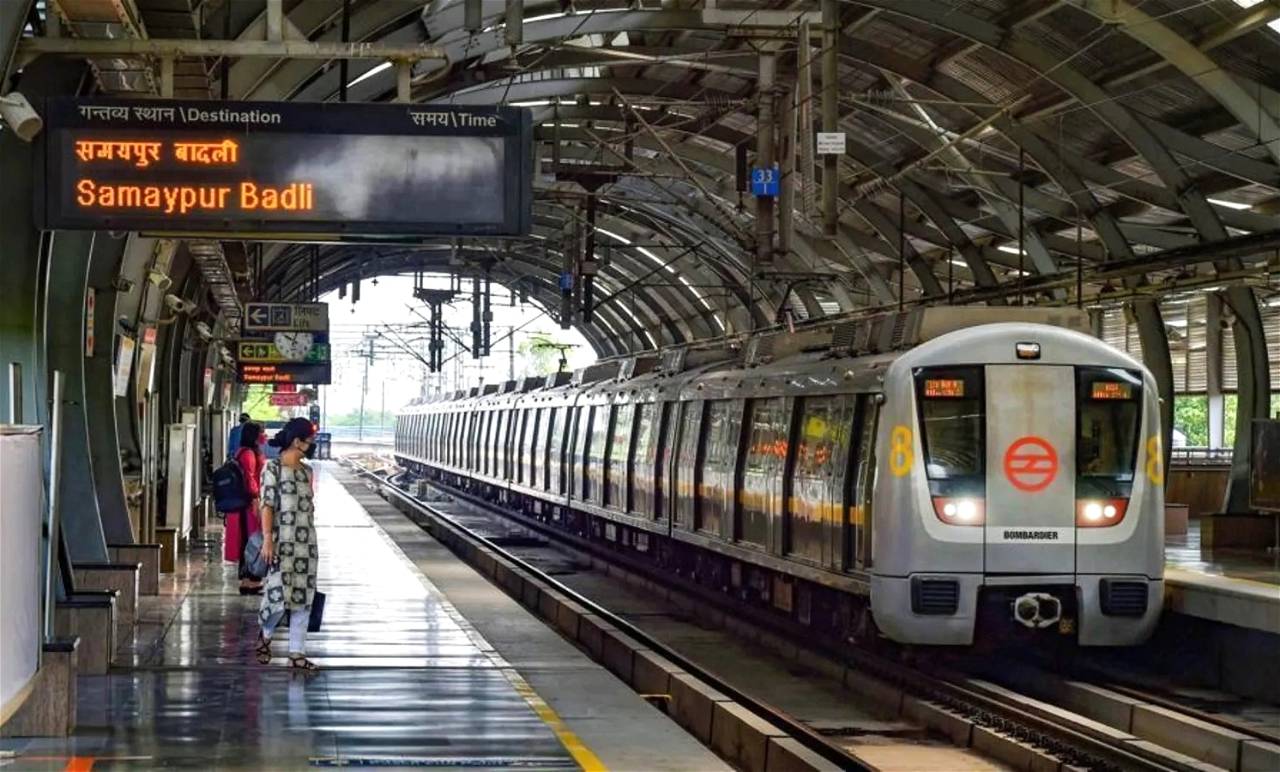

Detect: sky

[316,274,595,420]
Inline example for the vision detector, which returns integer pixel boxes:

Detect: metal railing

[1170,446,1233,465]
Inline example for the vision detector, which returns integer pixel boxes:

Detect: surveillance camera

[194,321,213,340]
[147,270,173,291]
[164,294,196,314]
[0,92,42,142]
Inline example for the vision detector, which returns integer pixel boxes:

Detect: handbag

[305,591,325,633]
[243,531,268,579]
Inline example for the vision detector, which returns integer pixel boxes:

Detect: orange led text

[74,179,315,216]
[74,140,162,168]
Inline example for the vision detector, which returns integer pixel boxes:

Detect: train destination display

[38,98,533,237]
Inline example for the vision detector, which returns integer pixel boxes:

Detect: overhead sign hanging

[815,132,846,155]
[37,98,534,239]
[242,302,329,333]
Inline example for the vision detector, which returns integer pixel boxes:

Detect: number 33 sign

[750,165,780,197]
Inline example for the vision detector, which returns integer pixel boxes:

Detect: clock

[273,331,314,361]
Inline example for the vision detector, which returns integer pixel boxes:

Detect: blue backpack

[212,457,248,513]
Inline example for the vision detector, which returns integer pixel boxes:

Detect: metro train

[394,308,1164,646]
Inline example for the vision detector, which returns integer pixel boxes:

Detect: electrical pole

[508,326,515,381]
[358,336,372,441]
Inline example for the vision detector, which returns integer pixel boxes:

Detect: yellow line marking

[505,669,609,772]
[334,467,607,771]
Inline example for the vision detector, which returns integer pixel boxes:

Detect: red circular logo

[1003,436,1059,493]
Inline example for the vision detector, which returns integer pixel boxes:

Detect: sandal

[288,654,319,672]
[255,633,272,664]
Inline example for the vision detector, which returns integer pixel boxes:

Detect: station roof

[15,0,1280,358]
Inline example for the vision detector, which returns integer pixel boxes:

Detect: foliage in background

[517,335,576,376]
[325,408,396,428]
[241,384,285,422]
[1172,394,1280,448]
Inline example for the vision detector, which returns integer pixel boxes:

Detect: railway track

[350,460,1265,772]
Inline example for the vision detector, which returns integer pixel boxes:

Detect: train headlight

[1076,498,1128,527]
[932,497,985,526]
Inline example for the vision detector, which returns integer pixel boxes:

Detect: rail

[349,464,874,771]
[357,464,1191,772]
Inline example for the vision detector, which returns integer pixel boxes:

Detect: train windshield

[914,367,985,483]
[1077,368,1142,491]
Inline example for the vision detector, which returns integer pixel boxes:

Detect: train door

[984,365,1076,574]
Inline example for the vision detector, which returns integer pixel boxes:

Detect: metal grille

[1099,579,1148,617]
[911,578,959,616]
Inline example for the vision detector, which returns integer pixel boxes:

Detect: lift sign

[37,98,534,237]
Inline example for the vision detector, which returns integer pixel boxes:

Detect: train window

[698,399,741,538]
[580,406,597,500]
[562,406,581,495]
[630,403,655,516]
[588,405,611,504]
[453,417,463,466]
[787,395,853,564]
[480,412,493,475]
[1077,368,1141,492]
[914,367,985,484]
[541,407,558,491]
[654,402,673,521]
[674,401,704,530]
[603,404,631,509]
[849,396,878,570]
[511,410,524,482]
[523,409,539,485]
[742,398,789,550]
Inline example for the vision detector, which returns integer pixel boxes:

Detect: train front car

[870,322,1164,646]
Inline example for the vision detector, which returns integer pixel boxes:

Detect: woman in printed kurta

[254,417,320,671]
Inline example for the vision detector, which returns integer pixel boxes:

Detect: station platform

[1164,522,1280,636]
[0,462,725,771]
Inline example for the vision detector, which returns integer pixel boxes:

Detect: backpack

[212,456,248,513]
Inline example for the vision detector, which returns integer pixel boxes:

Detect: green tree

[1173,396,1208,447]
[518,335,573,376]
[241,384,286,422]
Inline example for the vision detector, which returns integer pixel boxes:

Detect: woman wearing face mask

[254,417,320,671]
[226,421,266,595]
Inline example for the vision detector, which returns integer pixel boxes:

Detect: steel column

[821,0,839,235]
[756,51,776,267]
[42,230,109,562]
[1223,287,1273,512]
[85,235,134,544]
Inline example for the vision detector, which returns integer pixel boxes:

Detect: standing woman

[225,421,265,594]
[254,417,320,672]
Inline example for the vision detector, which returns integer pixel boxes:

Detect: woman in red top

[224,421,265,594]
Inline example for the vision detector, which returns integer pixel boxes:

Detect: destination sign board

[237,362,331,385]
[236,341,330,363]
[37,98,533,237]
[243,302,329,332]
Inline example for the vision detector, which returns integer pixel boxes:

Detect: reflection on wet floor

[1165,519,1280,585]
[2,463,577,770]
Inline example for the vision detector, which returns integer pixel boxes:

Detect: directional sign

[816,132,846,155]
[236,362,332,385]
[236,340,330,363]
[243,302,329,332]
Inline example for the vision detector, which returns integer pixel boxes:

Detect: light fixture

[1076,498,1128,527]
[1207,197,1253,211]
[0,92,43,142]
[933,497,985,526]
